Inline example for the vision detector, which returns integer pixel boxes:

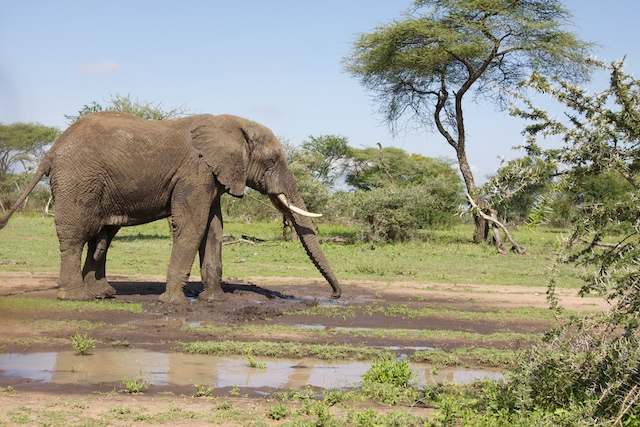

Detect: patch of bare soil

[0,272,608,425]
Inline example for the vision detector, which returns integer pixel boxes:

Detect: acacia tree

[65,93,189,123]
[0,123,59,183]
[485,61,640,425]
[343,0,596,246]
[300,135,349,187]
[0,123,59,211]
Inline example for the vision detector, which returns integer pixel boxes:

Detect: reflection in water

[0,352,57,382]
[0,349,503,390]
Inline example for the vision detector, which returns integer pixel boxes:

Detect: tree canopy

[343,0,597,244]
[65,93,189,123]
[345,145,460,191]
[0,122,59,182]
[493,61,640,423]
[299,135,349,187]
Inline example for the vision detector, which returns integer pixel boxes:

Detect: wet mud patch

[0,271,607,424]
[0,349,503,395]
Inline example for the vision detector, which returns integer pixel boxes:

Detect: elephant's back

[48,112,190,204]
[50,112,189,162]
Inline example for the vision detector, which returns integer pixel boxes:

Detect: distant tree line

[0,123,59,213]
[223,135,465,243]
[1,95,466,243]
[2,91,632,247]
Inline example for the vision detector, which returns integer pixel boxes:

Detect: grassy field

[0,213,584,289]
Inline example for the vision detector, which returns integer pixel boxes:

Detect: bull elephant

[0,112,341,304]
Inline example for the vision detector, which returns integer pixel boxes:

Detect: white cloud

[77,59,123,76]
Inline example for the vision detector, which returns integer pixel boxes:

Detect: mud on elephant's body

[0,112,341,304]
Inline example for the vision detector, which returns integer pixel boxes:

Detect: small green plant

[309,402,333,426]
[70,332,96,355]
[229,385,240,397]
[267,403,290,420]
[274,386,316,402]
[193,384,214,398]
[215,402,234,411]
[362,357,414,387]
[0,386,16,396]
[361,357,417,405]
[348,408,426,426]
[323,389,348,406]
[121,374,149,394]
[245,347,266,369]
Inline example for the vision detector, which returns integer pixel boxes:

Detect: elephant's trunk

[269,180,341,299]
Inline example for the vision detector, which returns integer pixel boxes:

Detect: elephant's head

[190,114,341,299]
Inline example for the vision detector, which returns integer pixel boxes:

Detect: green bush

[348,408,425,426]
[70,333,96,355]
[121,375,149,394]
[347,184,460,243]
[487,317,640,424]
[222,190,281,223]
[362,357,414,387]
[267,403,290,420]
[361,357,417,405]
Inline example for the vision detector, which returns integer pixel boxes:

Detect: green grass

[176,338,519,367]
[183,323,539,347]
[0,214,584,289]
[0,295,144,313]
[178,340,393,361]
[8,318,107,331]
[292,302,562,322]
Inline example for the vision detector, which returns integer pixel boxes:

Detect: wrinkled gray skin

[0,112,341,304]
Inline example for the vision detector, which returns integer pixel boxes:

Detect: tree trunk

[43,196,53,217]
[282,214,298,242]
[473,214,489,243]
[455,147,489,243]
[488,208,507,254]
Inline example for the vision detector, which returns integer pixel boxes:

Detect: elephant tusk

[277,194,322,218]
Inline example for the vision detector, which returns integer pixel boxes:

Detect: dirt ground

[0,272,608,425]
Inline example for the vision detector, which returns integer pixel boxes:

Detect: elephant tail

[0,156,52,230]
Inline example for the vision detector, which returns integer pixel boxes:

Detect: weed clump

[245,347,266,369]
[70,333,96,355]
[121,374,148,394]
[361,357,417,405]
[193,384,214,398]
[267,403,290,420]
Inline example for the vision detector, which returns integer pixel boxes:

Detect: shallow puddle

[0,349,502,390]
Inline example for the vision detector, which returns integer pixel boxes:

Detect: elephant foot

[58,284,94,301]
[90,279,116,299]
[198,288,226,302]
[83,270,117,299]
[158,290,189,305]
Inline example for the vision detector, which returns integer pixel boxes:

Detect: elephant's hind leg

[57,238,94,300]
[82,226,119,298]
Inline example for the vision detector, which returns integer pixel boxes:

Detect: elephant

[0,111,341,304]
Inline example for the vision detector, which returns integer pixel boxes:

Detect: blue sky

[1,1,637,183]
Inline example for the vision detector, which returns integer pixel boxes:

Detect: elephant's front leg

[159,191,211,304]
[198,193,225,302]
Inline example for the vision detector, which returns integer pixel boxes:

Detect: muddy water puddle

[0,349,503,390]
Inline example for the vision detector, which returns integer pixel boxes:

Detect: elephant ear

[190,115,248,197]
